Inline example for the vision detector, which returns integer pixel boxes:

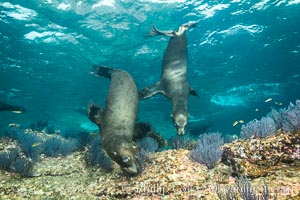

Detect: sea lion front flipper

[138,82,165,99]
[189,87,199,98]
[88,104,103,126]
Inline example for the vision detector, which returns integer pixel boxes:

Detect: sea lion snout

[122,161,139,176]
[110,142,140,176]
[174,113,188,135]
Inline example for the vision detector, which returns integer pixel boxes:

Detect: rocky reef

[0,129,299,199]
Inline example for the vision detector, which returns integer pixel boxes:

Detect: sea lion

[139,22,199,135]
[88,65,140,175]
[0,101,26,113]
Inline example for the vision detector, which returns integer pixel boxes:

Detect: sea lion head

[173,113,188,135]
[108,141,140,176]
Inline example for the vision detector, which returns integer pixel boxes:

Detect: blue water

[1,0,300,139]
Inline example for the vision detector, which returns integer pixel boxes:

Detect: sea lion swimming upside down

[139,22,199,135]
[88,66,140,175]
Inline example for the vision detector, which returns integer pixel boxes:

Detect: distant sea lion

[0,101,26,113]
[88,66,140,175]
[139,22,199,135]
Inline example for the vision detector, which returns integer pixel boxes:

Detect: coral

[267,108,283,130]
[281,100,300,132]
[10,157,34,177]
[267,100,300,132]
[222,130,300,178]
[216,177,277,200]
[191,132,224,169]
[7,129,43,161]
[43,137,78,157]
[216,185,237,200]
[0,138,34,177]
[240,117,276,139]
[62,128,92,150]
[88,136,112,171]
[29,120,48,132]
[168,135,195,150]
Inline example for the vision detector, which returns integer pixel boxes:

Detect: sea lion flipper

[92,65,115,79]
[88,104,103,126]
[189,87,199,97]
[149,26,176,37]
[138,82,165,99]
[133,122,167,148]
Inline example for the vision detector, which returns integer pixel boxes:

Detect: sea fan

[281,100,300,132]
[191,132,224,169]
[240,117,276,139]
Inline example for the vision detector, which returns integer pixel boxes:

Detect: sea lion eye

[122,156,130,163]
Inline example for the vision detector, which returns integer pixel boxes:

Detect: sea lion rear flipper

[133,122,167,148]
[138,82,165,99]
[149,26,176,37]
[88,104,103,126]
[189,87,199,98]
[92,65,115,79]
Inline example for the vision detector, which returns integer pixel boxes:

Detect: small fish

[265,98,272,103]
[233,121,239,126]
[275,102,283,106]
[32,142,41,147]
[11,110,22,114]
[255,108,259,112]
[239,120,244,124]
[8,123,19,127]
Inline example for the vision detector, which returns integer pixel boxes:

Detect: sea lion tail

[92,65,115,79]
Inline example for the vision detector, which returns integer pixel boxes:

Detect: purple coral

[191,132,224,169]
[240,117,276,139]
[281,100,300,132]
[267,100,300,132]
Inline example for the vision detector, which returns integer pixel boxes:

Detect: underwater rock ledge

[0,130,300,199]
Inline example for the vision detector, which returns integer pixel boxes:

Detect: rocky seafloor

[0,130,300,200]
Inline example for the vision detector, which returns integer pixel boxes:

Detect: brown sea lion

[88,66,140,175]
[139,22,199,135]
